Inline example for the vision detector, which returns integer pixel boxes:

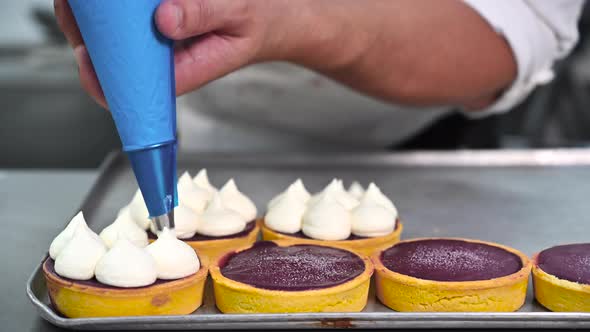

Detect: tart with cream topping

[210,241,373,313]
[533,243,590,312]
[373,238,531,312]
[261,179,403,256]
[121,169,260,261]
[43,212,208,318]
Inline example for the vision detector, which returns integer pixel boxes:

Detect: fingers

[156,0,252,40]
[74,46,108,109]
[54,0,84,48]
[174,34,252,95]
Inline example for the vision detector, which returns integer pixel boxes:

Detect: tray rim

[26,148,590,330]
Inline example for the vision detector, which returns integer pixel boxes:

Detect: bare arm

[55,0,516,111]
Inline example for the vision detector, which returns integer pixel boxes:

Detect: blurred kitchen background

[3,1,590,168]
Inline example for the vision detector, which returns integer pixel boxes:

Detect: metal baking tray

[27,149,590,329]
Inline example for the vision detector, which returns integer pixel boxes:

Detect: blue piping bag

[70,0,177,229]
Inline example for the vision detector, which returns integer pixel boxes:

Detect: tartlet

[43,254,208,318]
[533,243,590,312]
[261,221,402,257]
[373,238,531,312]
[262,179,403,257]
[210,240,373,313]
[149,220,260,262]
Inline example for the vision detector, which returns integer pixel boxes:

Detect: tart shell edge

[532,253,590,312]
[210,240,374,314]
[261,219,403,257]
[372,237,531,312]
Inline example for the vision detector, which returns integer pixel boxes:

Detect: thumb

[155,0,251,40]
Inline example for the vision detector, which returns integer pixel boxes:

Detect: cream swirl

[146,228,200,279]
[95,237,157,288]
[178,171,211,214]
[265,186,306,234]
[351,192,397,237]
[197,193,246,237]
[193,169,217,194]
[219,179,257,221]
[267,179,310,209]
[54,221,106,280]
[100,211,148,248]
[150,203,200,239]
[302,191,352,240]
[127,190,151,230]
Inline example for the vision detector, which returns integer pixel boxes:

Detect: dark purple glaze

[538,243,590,285]
[220,241,365,291]
[44,258,184,289]
[276,220,399,241]
[381,239,522,282]
[148,220,256,240]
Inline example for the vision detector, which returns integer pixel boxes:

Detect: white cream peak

[309,179,359,210]
[302,191,352,241]
[54,222,106,280]
[95,237,157,288]
[351,192,397,237]
[150,203,200,239]
[100,212,148,249]
[265,187,306,234]
[178,171,211,214]
[127,190,151,230]
[49,211,101,259]
[348,181,365,200]
[146,228,200,280]
[197,193,246,237]
[267,179,310,209]
[193,169,217,194]
[219,179,257,221]
[365,183,398,214]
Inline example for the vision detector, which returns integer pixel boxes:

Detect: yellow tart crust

[43,255,209,318]
[373,238,531,312]
[261,219,403,257]
[150,221,260,263]
[210,240,374,314]
[532,253,590,312]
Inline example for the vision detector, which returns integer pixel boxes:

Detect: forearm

[268,0,517,110]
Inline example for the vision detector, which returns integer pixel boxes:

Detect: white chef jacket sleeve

[462,0,585,116]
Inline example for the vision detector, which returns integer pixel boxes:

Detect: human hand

[54,0,307,108]
[55,0,517,111]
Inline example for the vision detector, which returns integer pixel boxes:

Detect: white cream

[95,237,157,288]
[309,179,359,210]
[364,183,398,214]
[150,203,200,239]
[351,193,397,237]
[193,169,217,194]
[54,222,106,280]
[146,228,200,280]
[197,193,246,237]
[265,186,306,234]
[49,211,101,259]
[348,182,365,200]
[127,190,151,230]
[267,179,310,209]
[178,171,211,214]
[302,192,352,240]
[100,212,148,249]
[219,179,257,221]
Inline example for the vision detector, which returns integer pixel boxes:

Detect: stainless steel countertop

[0,170,97,332]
